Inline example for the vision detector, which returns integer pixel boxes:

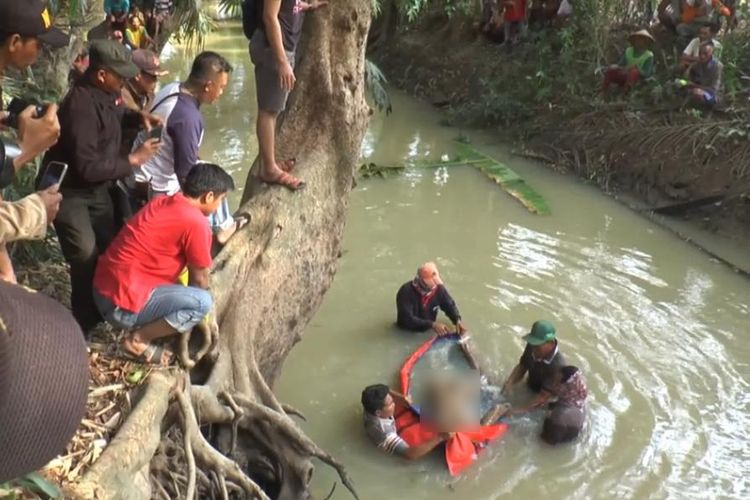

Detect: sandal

[260,170,306,191]
[121,342,174,367]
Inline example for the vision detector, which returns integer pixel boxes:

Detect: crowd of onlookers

[479,0,733,108]
[1,0,324,482]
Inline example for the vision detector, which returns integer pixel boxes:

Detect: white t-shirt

[683,38,722,59]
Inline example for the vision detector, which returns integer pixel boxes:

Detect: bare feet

[260,162,305,191]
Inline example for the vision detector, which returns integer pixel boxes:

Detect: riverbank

[372,16,750,271]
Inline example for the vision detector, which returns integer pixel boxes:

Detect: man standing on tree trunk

[250,0,327,191]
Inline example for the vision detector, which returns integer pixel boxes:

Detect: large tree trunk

[70,1,372,499]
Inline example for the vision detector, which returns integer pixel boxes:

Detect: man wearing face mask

[396,262,467,335]
[42,39,162,334]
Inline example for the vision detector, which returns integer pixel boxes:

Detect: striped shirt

[363,413,408,456]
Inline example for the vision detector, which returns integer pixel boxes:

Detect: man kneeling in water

[507,365,588,444]
[361,384,452,459]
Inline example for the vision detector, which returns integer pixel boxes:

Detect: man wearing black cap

[43,39,162,334]
[122,49,169,114]
[0,0,70,283]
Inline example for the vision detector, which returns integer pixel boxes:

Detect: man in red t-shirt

[502,0,527,46]
[93,163,234,365]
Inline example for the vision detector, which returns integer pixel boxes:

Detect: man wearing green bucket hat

[502,320,565,395]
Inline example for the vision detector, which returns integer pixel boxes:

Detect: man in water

[361,384,452,459]
[502,320,565,395]
[396,262,467,335]
[506,365,588,444]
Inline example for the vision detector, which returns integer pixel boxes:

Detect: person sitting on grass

[124,14,153,50]
[680,23,721,72]
[92,163,234,366]
[602,29,655,95]
[677,42,723,108]
[361,384,452,459]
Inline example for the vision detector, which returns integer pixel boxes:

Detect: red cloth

[603,67,641,92]
[396,336,509,475]
[94,193,212,312]
[504,0,527,23]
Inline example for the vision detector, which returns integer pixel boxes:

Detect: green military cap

[89,39,138,79]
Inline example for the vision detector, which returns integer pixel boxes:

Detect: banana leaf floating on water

[358,142,550,215]
[454,142,551,215]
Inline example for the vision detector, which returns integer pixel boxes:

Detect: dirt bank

[372,18,750,263]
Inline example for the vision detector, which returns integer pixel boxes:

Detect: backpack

[241,0,264,40]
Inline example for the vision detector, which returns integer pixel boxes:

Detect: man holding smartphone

[0,0,71,283]
[43,39,162,334]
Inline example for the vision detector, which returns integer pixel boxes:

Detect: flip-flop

[279,158,296,173]
[121,343,174,367]
[260,170,306,191]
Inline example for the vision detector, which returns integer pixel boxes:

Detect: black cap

[89,39,139,79]
[0,0,70,48]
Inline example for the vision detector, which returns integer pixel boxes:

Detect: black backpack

[241,0,264,40]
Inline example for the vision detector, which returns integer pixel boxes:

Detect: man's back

[93,193,212,312]
[135,82,204,194]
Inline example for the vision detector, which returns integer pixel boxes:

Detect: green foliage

[365,59,393,113]
[454,142,550,214]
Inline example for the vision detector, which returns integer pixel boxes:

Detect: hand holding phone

[38,161,68,190]
[148,125,163,142]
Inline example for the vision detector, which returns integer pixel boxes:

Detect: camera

[1,98,49,130]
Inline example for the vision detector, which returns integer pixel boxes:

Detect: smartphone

[38,161,68,190]
[148,125,163,141]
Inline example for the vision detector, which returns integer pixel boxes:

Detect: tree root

[178,312,220,370]
[175,389,197,500]
[234,395,359,500]
[178,376,271,500]
[281,403,307,421]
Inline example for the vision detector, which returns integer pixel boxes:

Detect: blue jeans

[94,285,212,333]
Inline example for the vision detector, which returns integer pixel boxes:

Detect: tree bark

[71,1,372,498]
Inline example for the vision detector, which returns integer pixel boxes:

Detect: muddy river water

[163,25,750,499]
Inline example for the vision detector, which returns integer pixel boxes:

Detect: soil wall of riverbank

[372,16,750,249]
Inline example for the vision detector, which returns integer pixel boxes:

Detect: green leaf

[454,142,550,215]
[126,368,146,385]
[16,472,60,499]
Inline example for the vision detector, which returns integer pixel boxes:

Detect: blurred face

[199,191,227,216]
[130,17,141,29]
[532,340,555,359]
[3,35,43,70]
[633,38,648,52]
[376,394,396,419]
[200,71,230,104]
[698,26,711,41]
[95,67,125,93]
[134,71,158,95]
[699,45,713,64]
[419,263,439,289]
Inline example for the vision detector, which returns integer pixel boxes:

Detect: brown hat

[131,49,169,77]
[629,29,655,45]
[0,281,88,482]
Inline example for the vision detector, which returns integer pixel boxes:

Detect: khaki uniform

[0,195,47,245]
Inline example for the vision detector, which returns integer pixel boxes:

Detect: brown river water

[162,24,750,500]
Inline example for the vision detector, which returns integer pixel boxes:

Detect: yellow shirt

[126,26,146,48]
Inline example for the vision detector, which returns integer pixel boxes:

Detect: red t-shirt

[94,193,212,312]
[504,0,527,23]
